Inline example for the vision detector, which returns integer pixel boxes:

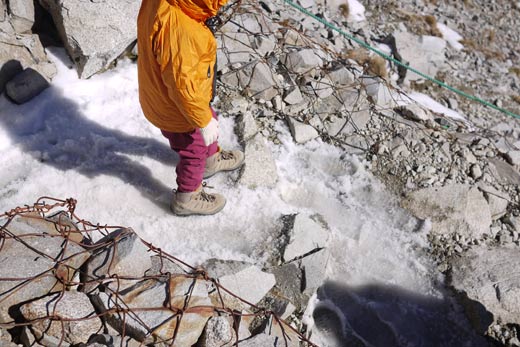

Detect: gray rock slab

[0,0,6,22]
[0,214,89,324]
[325,66,356,86]
[20,291,102,345]
[284,214,330,262]
[286,116,319,144]
[450,246,520,330]
[248,61,278,100]
[283,86,304,105]
[238,133,278,189]
[394,30,446,83]
[201,258,253,279]
[488,158,520,185]
[82,228,151,294]
[394,104,433,122]
[94,277,212,345]
[299,248,330,297]
[40,0,140,78]
[270,263,306,312]
[478,184,509,221]
[219,31,256,64]
[239,333,279,347]
[362,76,395,108]
[198,316,235,347]
[506,150,520,166]
[0,32,56,91]
[5,67,49,104]
[8,0,35,33]
[219,266,276,306]
[401,185,492,238]
[236,111,259,142]
[284,48,323,74]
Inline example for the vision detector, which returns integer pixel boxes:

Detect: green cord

[283,0,520,120]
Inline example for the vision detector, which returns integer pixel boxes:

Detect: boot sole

[171,200,227,216]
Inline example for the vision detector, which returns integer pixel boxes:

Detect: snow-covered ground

[0,49,478,345]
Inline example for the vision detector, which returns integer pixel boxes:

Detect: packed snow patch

[437,23,464,51]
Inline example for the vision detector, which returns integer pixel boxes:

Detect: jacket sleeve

[157,23,215,129]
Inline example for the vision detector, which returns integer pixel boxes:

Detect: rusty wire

[0,197,319,347]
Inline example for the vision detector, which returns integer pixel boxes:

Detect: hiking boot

[171,186,226,216]
[204,149,245,179]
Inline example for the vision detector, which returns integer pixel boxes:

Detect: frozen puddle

[0,49,482,346]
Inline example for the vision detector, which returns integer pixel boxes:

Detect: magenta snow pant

[161,109,218,192]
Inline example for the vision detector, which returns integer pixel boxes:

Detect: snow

[437,23,464,51]
[347,0,366,22]
[328,0,366,22]
[407,92,467,122]
[0,48,470,345]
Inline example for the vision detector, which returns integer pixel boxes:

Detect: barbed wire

[0,197,319,346]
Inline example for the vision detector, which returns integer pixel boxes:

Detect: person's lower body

[160,110,245,216]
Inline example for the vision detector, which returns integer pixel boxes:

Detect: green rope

[283,0,520,120]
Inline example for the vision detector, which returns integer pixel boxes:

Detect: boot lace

[197,182,216,202]
[219,150,235,161]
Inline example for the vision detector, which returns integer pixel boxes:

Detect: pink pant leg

[161,109,219,192]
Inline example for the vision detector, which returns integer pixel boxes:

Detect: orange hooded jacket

[137,0,227,133]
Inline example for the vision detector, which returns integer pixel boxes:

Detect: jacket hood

[174,0,229,22]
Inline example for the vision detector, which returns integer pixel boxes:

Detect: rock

[0,327,17,347]
[238,333,279,347]
[299,248,330,297]
[198,316,235,347]
[253,36,276,57]
[219,32,256,65]
[153,277,213,346]
[20,326,69,347]
[5,67,49,104]
[326,66,356,86]
[0,0,6,22]
[362,76,395,108]
[40,0,140,78]
[401,185,492,239]
[81,228,152,294]
[286,117,319,144]
[478,184,509,221]
[145,254,191,277]
[94,277,212,346]
[450,246,520,331]
[505,150,520,166]
[488,158,520,185]
[0,214,89,324]
[259,316,300,347]
[307,76,334,98]
[236,111,259,142]
[394,30,446,83]
[238,133,278,189]
[394,104,433,122]
[284,48,323,74]
[246,61,278,100]
[218,266,276,309]
[7,0,35,33]
[283,214,330,262]
[201,258,252,279]
[269,263,306,313]
[20,291,102,345]
[470,164,483,180]
[283,86,304,105]
[86,334,141,347]
[0,32,56,91]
